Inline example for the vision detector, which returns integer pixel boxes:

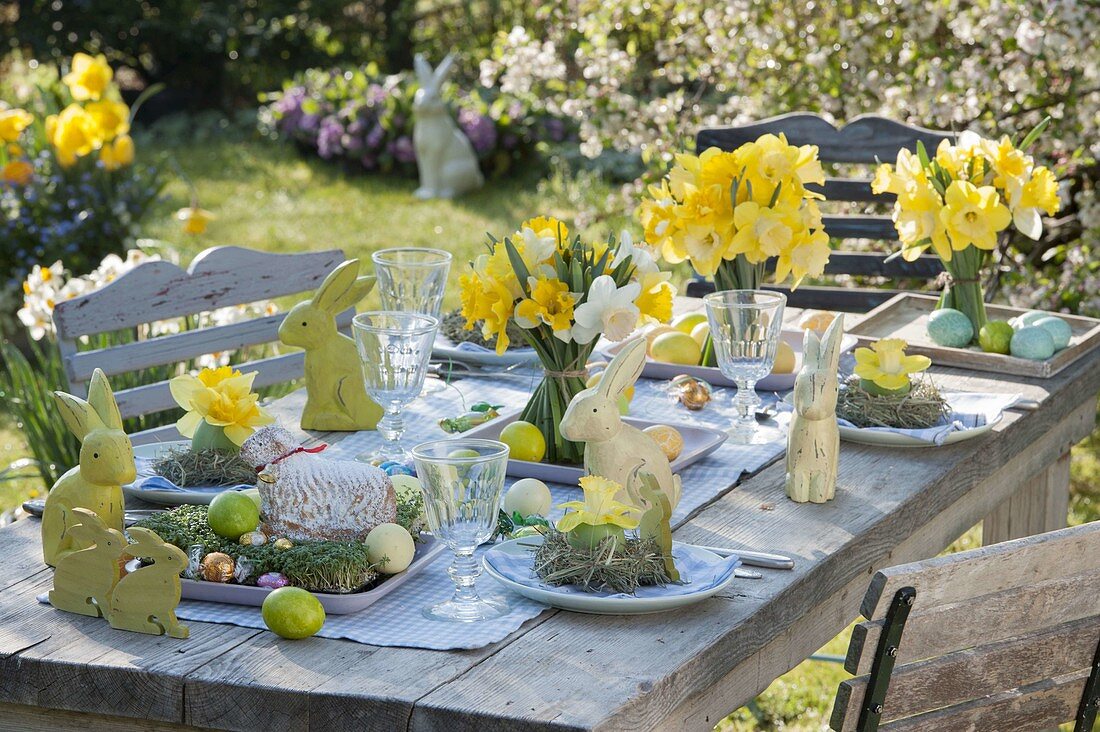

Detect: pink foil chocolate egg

[256,572,290,589]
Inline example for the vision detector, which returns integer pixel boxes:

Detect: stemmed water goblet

[352,311,438,462]
[412,438,512,622]
[704,290,787,445]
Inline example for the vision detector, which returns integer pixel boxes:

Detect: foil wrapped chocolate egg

[239,531,268,547]
[199,552,235,583]
[273,537,293,550]
[256,572,290,589]
[669,375,712,411]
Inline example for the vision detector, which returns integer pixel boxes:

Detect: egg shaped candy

[1010,326,1055,360]
[1034,316,1072,351]
[926,308,974,348]
[364,523,416,574]
[642,424,685,461]
[503,478,552,517]
[1012,311,1048,329]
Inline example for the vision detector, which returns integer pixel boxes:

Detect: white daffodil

[611,230,659,275]
[519,225,558,269]
[571,275,641,344]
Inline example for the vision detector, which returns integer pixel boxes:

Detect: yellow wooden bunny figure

[278,259,383,431]
[48,507,125,617]
[108,527,190,639]
[43,368,135,566]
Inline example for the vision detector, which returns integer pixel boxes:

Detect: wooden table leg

[982,452,1071,545]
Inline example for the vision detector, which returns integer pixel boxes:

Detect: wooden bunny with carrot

[279,259,383,431]
[48,507,125,617]
[108,527,190,638]
[43,368,135,567]
[560,337,682,508]
[786,314,845,503]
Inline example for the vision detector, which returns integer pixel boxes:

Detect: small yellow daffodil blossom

[85,99,130,141]
[1,159,33,186]
[982,135,1031,190]
[519,216,568,246]
[46,104,101,167]
[176,206,214,235]
[99,134,134,171]
[458,269,516,354]
[514,276,575,339]
[1008,166,1060,240]
[853,339,932,393]
[556,475,640,533]
[169,367,274,445]
[0,108,34,143]
[62,53,113,101]
[939,180,1012,252]
[635,270,675,325]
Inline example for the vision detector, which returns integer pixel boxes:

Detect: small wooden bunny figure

[49,507,125,617]
[43,368,135,566]
[560,337,682,508]
[629,469,680,582]
[786,314,845,503]
[412,54,484,199]
[108,527,190,639]
[279,259,383,431]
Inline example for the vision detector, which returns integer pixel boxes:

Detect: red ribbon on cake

[255,443,327,473]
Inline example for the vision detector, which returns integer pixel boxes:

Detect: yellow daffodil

[853,339,932,392]
[519,216,568,246]
[1008,166,1060,240]
[176,206,214,235]
[62,53,113,101]
[0,108,33,143]
[99,134,134,171]
[982,135,1030,190]
[458,269,516,354]
[730,201,795,261]
[638,180,678,245]
[169,367,273,445]
[45,104,101,167]
[939,180,1012,252]
[635,271,675,325]
[514,276,575,338]
[556,475,640,532]
[1,159,33,186]
[85,99,130,141]
[778,228,831,286]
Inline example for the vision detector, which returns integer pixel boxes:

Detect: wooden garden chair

[689,112,955,312]
[830,521,1100,731]
[50,245,349,444]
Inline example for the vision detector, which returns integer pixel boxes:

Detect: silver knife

[695,545,795,570]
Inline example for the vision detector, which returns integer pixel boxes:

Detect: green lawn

[2,130,1097,730]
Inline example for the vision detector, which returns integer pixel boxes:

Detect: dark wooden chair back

[688,112,955,312]
[830,521,1100,731]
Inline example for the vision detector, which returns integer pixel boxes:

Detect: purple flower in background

[458,108,497,154]
[299,114,320,133]
[273,86,307,134]
[360,153,378,170]
[317,117,345,159]
[502,133,519,150]
[366,124,385,150]
[389,136,416,164]
[544,118,566,143]
[367,84,386,105]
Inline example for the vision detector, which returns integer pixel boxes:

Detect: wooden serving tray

[848,293,1100,379]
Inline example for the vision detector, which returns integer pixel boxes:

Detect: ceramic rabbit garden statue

[279,259,383,432]
[560,337,682,509]
[43,368,134,566]
[786,314,845,504]
[412,53,484,199]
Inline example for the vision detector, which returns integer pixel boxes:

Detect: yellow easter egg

[771,341,797,374]
[643,425,684,461]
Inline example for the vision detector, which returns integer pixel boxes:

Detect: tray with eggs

[602,312,858,391]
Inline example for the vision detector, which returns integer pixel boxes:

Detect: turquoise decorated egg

[1011,311,1048,329]
[1034,316,1072,351]
[1010,326,1055,360]
[926,308,974,347]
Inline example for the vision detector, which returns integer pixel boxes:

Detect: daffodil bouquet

[169,366,274,453]
[638,134,831,292]
[872,119,1061,337]
[460,217,675,464]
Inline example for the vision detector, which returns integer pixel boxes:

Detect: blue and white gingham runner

[173,372,792,649]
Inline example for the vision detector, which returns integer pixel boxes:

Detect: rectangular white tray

[460,411,728,484]
[179,536,445,615]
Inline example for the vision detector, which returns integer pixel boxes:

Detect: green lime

[261,587,325,639]
[207,490,260,540]
[499,420,546,462]
[978,320,1013,354]
[447,448,480,459]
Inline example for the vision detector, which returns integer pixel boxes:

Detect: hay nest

[836,375,950,429]
[152,447,257,487]
[532,529,672,594]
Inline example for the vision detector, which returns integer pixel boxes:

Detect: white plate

[122,440,250,506]
[460,411,728,484]
[602,329,858,391]
[176,537,445,614]
[483,536,737,615]
[432,334,539,368]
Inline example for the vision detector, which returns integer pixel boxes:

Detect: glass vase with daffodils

[638,134,832,293]
[872,119,1061,338]
[459,217,675,465]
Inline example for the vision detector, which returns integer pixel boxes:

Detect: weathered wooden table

[1,304,1097,732]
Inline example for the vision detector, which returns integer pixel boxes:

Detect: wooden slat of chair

[832,615,1100,731]
[693,112,953,310]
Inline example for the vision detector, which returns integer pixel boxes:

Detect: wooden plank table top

[1,301,1097,732]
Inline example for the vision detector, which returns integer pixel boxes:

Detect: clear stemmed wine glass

[412,438,512,622]
[352,311,439,462]
[704,290,787,445]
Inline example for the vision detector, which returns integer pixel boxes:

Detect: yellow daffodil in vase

[872,118,1061,341]
[459,216,675,464]
[838,339,949,429]
[169,366,274,454]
